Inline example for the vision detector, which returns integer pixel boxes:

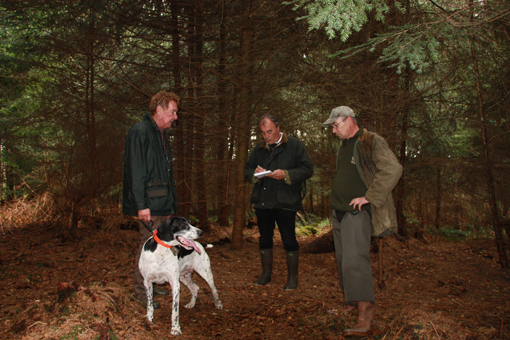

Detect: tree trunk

[396,65,411,238]
[65,11,100,240]
[308,185,314,215]
[0,141,4,199]
[180,4,197,219]
[216,9,229,226]
[171,2,186,219]
[378,238,384,284]
[471,41,508,269]
[321,191,328,218]
[415,185,424,239]
[231,0,253,250]
[434,166,442,229]
[193,3,209,231]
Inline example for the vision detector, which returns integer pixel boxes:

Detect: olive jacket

[244,132,314,211]
[337,128,403,236]
[122,113,177,217]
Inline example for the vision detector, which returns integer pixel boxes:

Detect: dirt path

[1,222,509,339]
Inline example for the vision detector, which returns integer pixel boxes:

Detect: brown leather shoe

[343,326,372,337]
[343,301,374,336]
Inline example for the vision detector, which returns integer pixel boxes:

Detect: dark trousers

[255,208,299,251]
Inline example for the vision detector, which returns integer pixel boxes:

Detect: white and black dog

[139,216,223,335]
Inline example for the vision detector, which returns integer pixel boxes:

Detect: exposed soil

[1,218,509,339]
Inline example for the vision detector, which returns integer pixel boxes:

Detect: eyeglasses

[331,117,349,129]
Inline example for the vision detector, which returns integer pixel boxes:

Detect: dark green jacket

[244,132,313,211]
[122,113,177,217]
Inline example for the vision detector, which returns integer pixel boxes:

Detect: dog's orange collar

[153,230,173,248]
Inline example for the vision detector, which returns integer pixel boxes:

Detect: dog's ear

[159,217,174,228]
[156,217,175,241]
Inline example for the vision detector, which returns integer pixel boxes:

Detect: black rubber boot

[153,285,169,296]
[137,296,161,310]
[284,250,299,290]
[254,248,273,285]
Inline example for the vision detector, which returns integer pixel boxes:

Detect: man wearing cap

[322,106,402,336]
[245,114,313,291]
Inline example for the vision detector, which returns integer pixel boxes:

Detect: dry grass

[0,194,56,234]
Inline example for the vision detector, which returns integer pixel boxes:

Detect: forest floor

[1,218,509,340]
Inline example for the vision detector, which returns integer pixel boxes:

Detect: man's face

[259,119,280,145]
[331,116,351,139]
[155,101,178,129]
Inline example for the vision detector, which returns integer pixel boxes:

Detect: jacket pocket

[276,184,300,207]
[250,183,262,204]
[146,185,169,209]
[371,197,397,237]
[147,188,166,198]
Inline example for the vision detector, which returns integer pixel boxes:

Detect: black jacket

[122,113,177,217]
[244,132,313,211]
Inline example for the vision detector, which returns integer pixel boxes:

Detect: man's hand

[350,197,369,211]
[267,169,286,181]
[138,208,151,222]
[254,165,267,174]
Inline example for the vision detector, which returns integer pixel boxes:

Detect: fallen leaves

[0,225,509,339]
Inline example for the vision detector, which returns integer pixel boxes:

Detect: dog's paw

[215,301,223,310]
[171,327,182,335]
[184,301,196,309]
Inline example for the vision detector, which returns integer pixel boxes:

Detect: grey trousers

[331,209,375,304]
[133,215,166,300]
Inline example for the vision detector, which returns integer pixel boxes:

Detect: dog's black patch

[143,239,158,252]
[176,246,194,259]
[157,218,177,242]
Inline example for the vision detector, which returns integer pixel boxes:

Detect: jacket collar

[144,112,157,127]
[340,126,365,145]
[258,132,288,150]
[358,127,367,142]
[144,112,169,133]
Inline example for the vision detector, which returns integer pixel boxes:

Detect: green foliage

[295,1,508,77]
[1,1,136,217]
[296,214,331,236]
[297,224,320,236]
[0,7,50,199]
[375,25,442,74]
[333,19,466,74]
[289,0,401,41]
[426,225,495,241]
